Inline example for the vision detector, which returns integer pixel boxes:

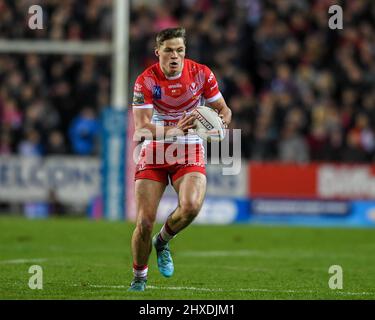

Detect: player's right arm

[132,76,196,141]
[133,108,196,141]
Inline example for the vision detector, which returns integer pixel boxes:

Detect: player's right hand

[177,112,197,134]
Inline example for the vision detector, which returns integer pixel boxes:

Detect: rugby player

[128,27,232,291]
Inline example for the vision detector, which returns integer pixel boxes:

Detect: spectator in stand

[18,129,43,156]
[68,107,99,156]
[0,130,12,155]
[348,113,375,161]
[47,130,68,155]
[250,116,277,161]
[278,122,309,163]
[342,130,368,163]
[307,124,327,161]
[1,97,22,130]
[321,128,345,162]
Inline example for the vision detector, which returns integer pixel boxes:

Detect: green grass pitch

[0,216,374,300]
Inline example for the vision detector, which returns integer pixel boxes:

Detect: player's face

[156,38,186,77]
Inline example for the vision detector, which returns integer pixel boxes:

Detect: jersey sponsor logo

[132,91,145,105]
[168,84,182,89]
[208,72,214,83]
[153,85,162,99]
[171,89,182,96]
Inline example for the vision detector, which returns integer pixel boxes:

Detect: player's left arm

[206,97,232,129]
[202,66,232,128]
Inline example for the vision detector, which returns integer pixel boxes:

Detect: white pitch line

[180,250,263,257]
[0,258,47,264]
[179,250,357,259]
[148,285,223,292]
[77,284,375,296]
[334,291,375,296]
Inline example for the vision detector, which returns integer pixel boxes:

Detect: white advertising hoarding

[0,156,100,205]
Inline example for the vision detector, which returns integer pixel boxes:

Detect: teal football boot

[127,278,147,292]
[152,234,174,278]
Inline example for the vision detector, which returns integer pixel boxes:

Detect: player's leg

[129,178,166,291]
[168,171,206,232]
[163,143,207,234]
[152,171,206,277]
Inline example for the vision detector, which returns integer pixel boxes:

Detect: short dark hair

[156,27,186,48]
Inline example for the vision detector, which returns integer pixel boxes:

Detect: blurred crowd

[0,0,111,156]
[1,0,375,163]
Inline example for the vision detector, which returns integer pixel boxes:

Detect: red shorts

[135,142,206,185]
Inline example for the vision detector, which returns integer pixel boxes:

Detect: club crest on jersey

[153,85,162,99]
[189,82,198,95]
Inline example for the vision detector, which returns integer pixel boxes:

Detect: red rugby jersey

[132,59,222,144]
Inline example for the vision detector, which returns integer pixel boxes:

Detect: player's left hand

[215,110,230,129]
[218,114,228,129]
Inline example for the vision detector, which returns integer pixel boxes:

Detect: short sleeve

[131,76,153,109]
[203,66,222,103]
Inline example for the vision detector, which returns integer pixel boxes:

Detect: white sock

[158,222,177,243]
[132,264,148,279]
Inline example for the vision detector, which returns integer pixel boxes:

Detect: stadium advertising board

[0,156,99,205]
[251,199,349,216]
[248,163,375,226]
[249,163,375,200]
[248,199,375,227]
[318,165,375,199]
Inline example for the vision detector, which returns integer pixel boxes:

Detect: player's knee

[136,216,154,236]
[179,199,201,220]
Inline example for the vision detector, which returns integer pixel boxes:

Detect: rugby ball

[193,106,226,142]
